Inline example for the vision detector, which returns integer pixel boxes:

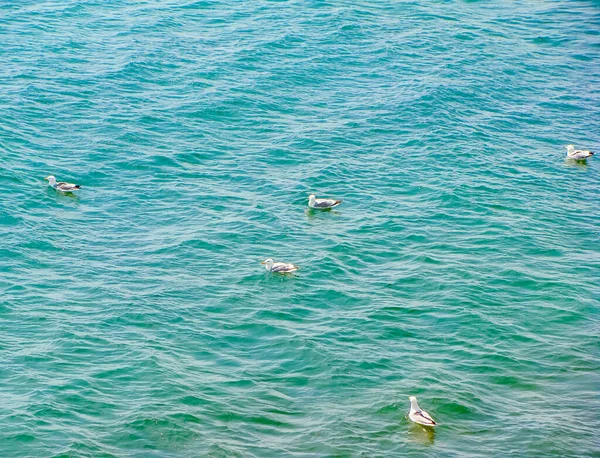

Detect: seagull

[566,145,594,160]
[44,175,82,192]
[308,194,342,209]
[261,258,299,273]
[408,396,436,427]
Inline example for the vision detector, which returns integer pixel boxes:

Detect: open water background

[1,1,599,456]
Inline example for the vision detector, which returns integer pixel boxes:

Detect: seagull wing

[415,410,436,426]
[314,199,341,208]
[56,182,81,191]
[573,150,592,159]
[271,263,298,273]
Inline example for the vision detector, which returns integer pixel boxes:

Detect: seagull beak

[260,261,265,264]
[44,177,49,181]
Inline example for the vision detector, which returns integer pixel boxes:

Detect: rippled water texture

[1,1,599,456]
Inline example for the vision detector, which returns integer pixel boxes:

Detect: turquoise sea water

[1,1,599,456]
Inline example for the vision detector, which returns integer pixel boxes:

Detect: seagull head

[308,194,316,204]
[44,176,56,185]
[261,259,274,269]
[409,396,420,411]
[566,145,575,153]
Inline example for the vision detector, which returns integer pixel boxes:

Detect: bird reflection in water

[305,208,341,219]
[408,422,435,445]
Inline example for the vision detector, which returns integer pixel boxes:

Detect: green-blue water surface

[1,1,599,456]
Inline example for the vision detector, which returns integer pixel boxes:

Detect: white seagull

[308,194,342,209]
[408,396,437,427]
[566,145,594,160]
[45,175,82,192]
[261,258,299,273]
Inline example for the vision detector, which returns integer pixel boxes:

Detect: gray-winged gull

[408,396,437,427]
[45,175,82,192]
[261,258,299,273]
[308,194,342,209]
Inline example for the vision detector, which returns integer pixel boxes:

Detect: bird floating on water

[308,194,342,209]
[261,258,299,273]
[566,145,594,160]
[45,175,82,192]
[408,396,437,427]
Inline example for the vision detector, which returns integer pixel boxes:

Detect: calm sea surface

[1,1,599,457]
